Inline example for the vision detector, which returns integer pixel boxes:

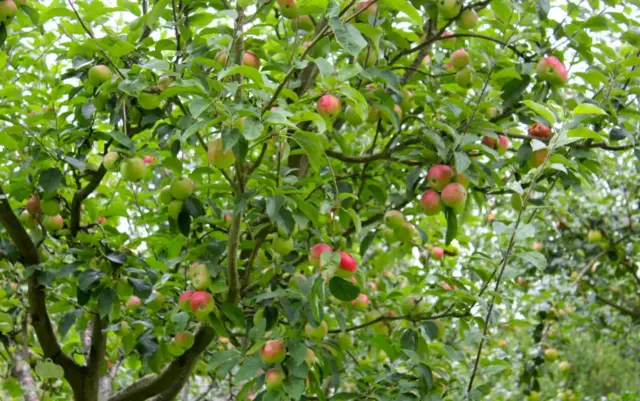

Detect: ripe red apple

[189,291,214,318]
[440,281,452,291]
[170,176,194,200]
[188,263,210,290]
[309,243,332,267]
[497,136,509,154]
[273,236,294,255]
[451,49,469,69]
[517,276,527,287]
[260,339,287,364]
[88,65,113,86]
[125,296,142,311]
[529,149,549,167]
[43,215,64,232]
[243,51,261,69]
[456,67,474,87]
[97,216,107,224]
[427,164,454,191]
[276,0,297,18]
[481,136,498,149]
[528,122,552,138]
[179,290,195,310]
[441,182,467,213]
[265,368,286,391]
[305,321,328,340]
[336,251,357,278]
[174,331,194,349]
[420,189,443,215]
[26,194,40,215]
[120,157,147,182]
[423,55,431,67]
[439,0,460,19]
[356,0,377,22]
[431,247,444,260]
[316,94,341,119]
[143,156,155,164]
[351,293,369,311]
[207,139,235,169]
[458,8,478,29]
[532,241,543,251]
[384,210,405,229]
[103,152,119,171]
[536,56,568,86]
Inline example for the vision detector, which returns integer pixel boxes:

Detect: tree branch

[325,138,421,164]
[226,212,243,304]
[86,315,109,400]
[0,335,40,401]
[328,309,469,333]
[594,294,639,319]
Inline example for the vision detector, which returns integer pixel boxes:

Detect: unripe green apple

[439,0,461,19]
[305,348,315,365]
[260,339,287,364]
[343,107,364,126]
[544,348,559,362]
[146,289,166,310]
[456,67,474,87]
[174,331,195,349]
[383,210,405,229]
[188,263,210,290]
[159,186,174,205]
[441,183,466,213]
[276,0,297,18]
[88,65,113,86]
[458,8,478,29]
[358,48,378,68]
[170,176,194,200]
[41,199,60,216]
[19,210,38,228]
[103,152,119,171]
[125,295,142,311]
[168,200,184,220]
[373,321,390,336]
[395,221,417,243]
[528,391,540,401]
[587,230,602,242]
[120,158,147,182]
[265,368,286,390]
[272,236,294,255]
[337,332,354,349]
[558,360,571,373]
[305,321,328,341]
[138,92,161,110]
[293,15,314,31]
[43,215,64,232]
[207,139,235,169]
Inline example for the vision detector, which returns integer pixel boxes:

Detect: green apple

[43,215,64,231]
[103,152,119,171]
[120,158,147,182]
[337,332,354,349]
[159,186,174,205]
[272,236,294,255]
[170,176,194,200]
[88,65,113,86]
[138,92,161,110]
[305,321,328,341]
[168,200,184,220]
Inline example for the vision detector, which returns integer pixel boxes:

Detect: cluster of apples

[159,176,195,220]
[451,48,474,87]
[123,289,166,313]
[103,152,151,182]
[527,122,553,167]
[214,51,261,69]
[379,210,418,244]
[19,194,65,233]
[308,244,358,278]
[420,164,468,215]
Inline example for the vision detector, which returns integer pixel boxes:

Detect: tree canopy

[0,0,639,400]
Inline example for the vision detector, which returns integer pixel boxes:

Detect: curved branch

[70,166,107,237]
[328,309,470,333]
[325,138,421,164]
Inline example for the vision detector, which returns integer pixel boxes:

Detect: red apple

[189,291,214,317]
[517,276,527,287]
[316,94,341,119]
[309,243,332,267]
[420,189,443,215]
[25,194,40,215]
[497,135,509,154]
[528,122,552,138]
[337,251,357,277]
[97,216,107,224]
[440,281,452,291]
[260,339,287,364]
[179,290,194,305]
[529,149,549,167]
[305,321,328,340]
[143,156,155,164]
[427,164,454,190]
[536,56,568,86]
[423,55,431,67]
[351,293,369,311]
[243,51,261,69]
[431,247,444,260]
[451,49,469,69]
[265,368,286,390]
[125,296,142,311]
[441,182,467,213]
[43,215,64,232]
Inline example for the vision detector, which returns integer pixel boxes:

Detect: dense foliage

[0,0,639,400]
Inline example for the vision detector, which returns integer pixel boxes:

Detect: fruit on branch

[455,67,474,87]
[396,221,418,243]
[343,107,363,126]
[243,51,261,69]
[146,289,166,310]
[20,210,37,228]
[423,55,431,67]
[457,8,478,29]
[215,51,227,65]
[304,348,316,366]
[261,339,287,364]
[587,230,602,242]
[384,210,405,229]
[178,290,194,311]
[528,122,552,138]
[293,15,314,31]
[0,0,17,23]
[440,281,452,291]
[125,296,142,311]
[441,31,456,47]
[439,0,461,19]
[41,199,60,216]
[159,186,173,205]
[168,200,184,220]
[93,92,109,111]
[43,215,64,232]
[529,149,548,167]
[265,368,286,391]
[451,49,469,69]
[544,348,559,361]
[431,247,444,260]
[309,243,332,267]
[189,291,215,317]
[357,48,378,68]
[337,332,354,349]
[517,276,527,287]
[276,0,297,18]
[207,139,236,169]
[420,189,443,215]
[305,320,328,341]
[170,176,194,200]
[351,293,369,311]
[120,157,147,182]
[188,263,210,290]
[316,94,342,119]
[481,135,509,154]
[88,65,113,86]
[427,164,454,191]
[532,241,543,251]
[103,152,119,171]
[174,331,195,349]
[143,156,155,164]
[441,182,467,213]
[26,194,40,215]
[273,236,294,255]
[536,56,568,86]
[336,251,357,278]
[528,392,540,401]
[138,92,161,110]
[558,360,571,373]
[157,76,172,91]
[487,106,500,118]
[356,0,377,22]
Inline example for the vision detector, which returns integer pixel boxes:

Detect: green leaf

[222,303,246,328]
[572,103,607,116]
[523,100,556,124]
[242,116,263,140]
[328,18,367,56]
[145,0,170,28]
[566,127,603,140]
[518,251,547,270]
[106,131,135,151]
[292,131,324,171]
[328,277,360,302]
[97,287,116,318]
[78,269,103,292]
[379,0,421,25]
[128,278,152,299]
[39,168,64,192]
[219,66,264,85]
[234,355,262,384]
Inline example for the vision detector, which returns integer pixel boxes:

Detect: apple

[427,165,454,190]
[88,65,113,86]
[170,176,194,200]
[558,360,571,373]
[496,136,509,154]
[458,8,478,29]
[570,271,579,282]
[451,49,469,69]
[97,216,107,224]
[517,276,527,287]
[260,339,287,364]
[529,149,548,167]
[189,291,215,317]
[431,247,444,260]
[336,251,357,278]
[423,55,431,67]
[544,348,559,361]
[25,194,40,215]
[265,368,285,391]
[381,226,396,243]
[120,158,147,182]
[305,321,328,340]
[138,92,161,110]
[481,136,497,149]
[441,183,466,213]
[441,31,456,47]
[358,48,378,68]
[367,107,380,123]
[103,152,119,171]
[276,0,297,18]
[356,1,377,22]
[455,172,470,188]
[420,189,443,215]
[343,107,364,126]
[179,290,195,309]
[174,331,194,349]
[487,106,500,118]
[243,51,261,69]
[305,348,315,365]
[125,296,142,311]
[168,200,184,220]
[532,241,543,251]
[528,122,552,138]
[215,51,227,65]
[41,199,60,216]
[159,186,173,205]
[395,221,418,243]
[146,289,166,310]
[456,67,474,87]
[293,15,314,31]
[207,139,235,169]
[384,210,405,229]
[93,92,109,111]
[374,321,389,336]
[351,293,369,311]
[587,230,602,242]
[439,0,460,19]
[20,210,37,228]
[337,332,354,349]
[316,94,341,119]
[536,56,568,86]
[272,236,294,255]
[440,281,452,291]
[157,76,172,91]
[43,215,64,232]
[189,263,210,290]
[309,243,332,267]
[528,391,540,401]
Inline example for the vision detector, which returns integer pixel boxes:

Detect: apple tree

[0,0,639,400]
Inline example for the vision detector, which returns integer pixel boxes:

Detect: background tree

[0,0,638,400]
